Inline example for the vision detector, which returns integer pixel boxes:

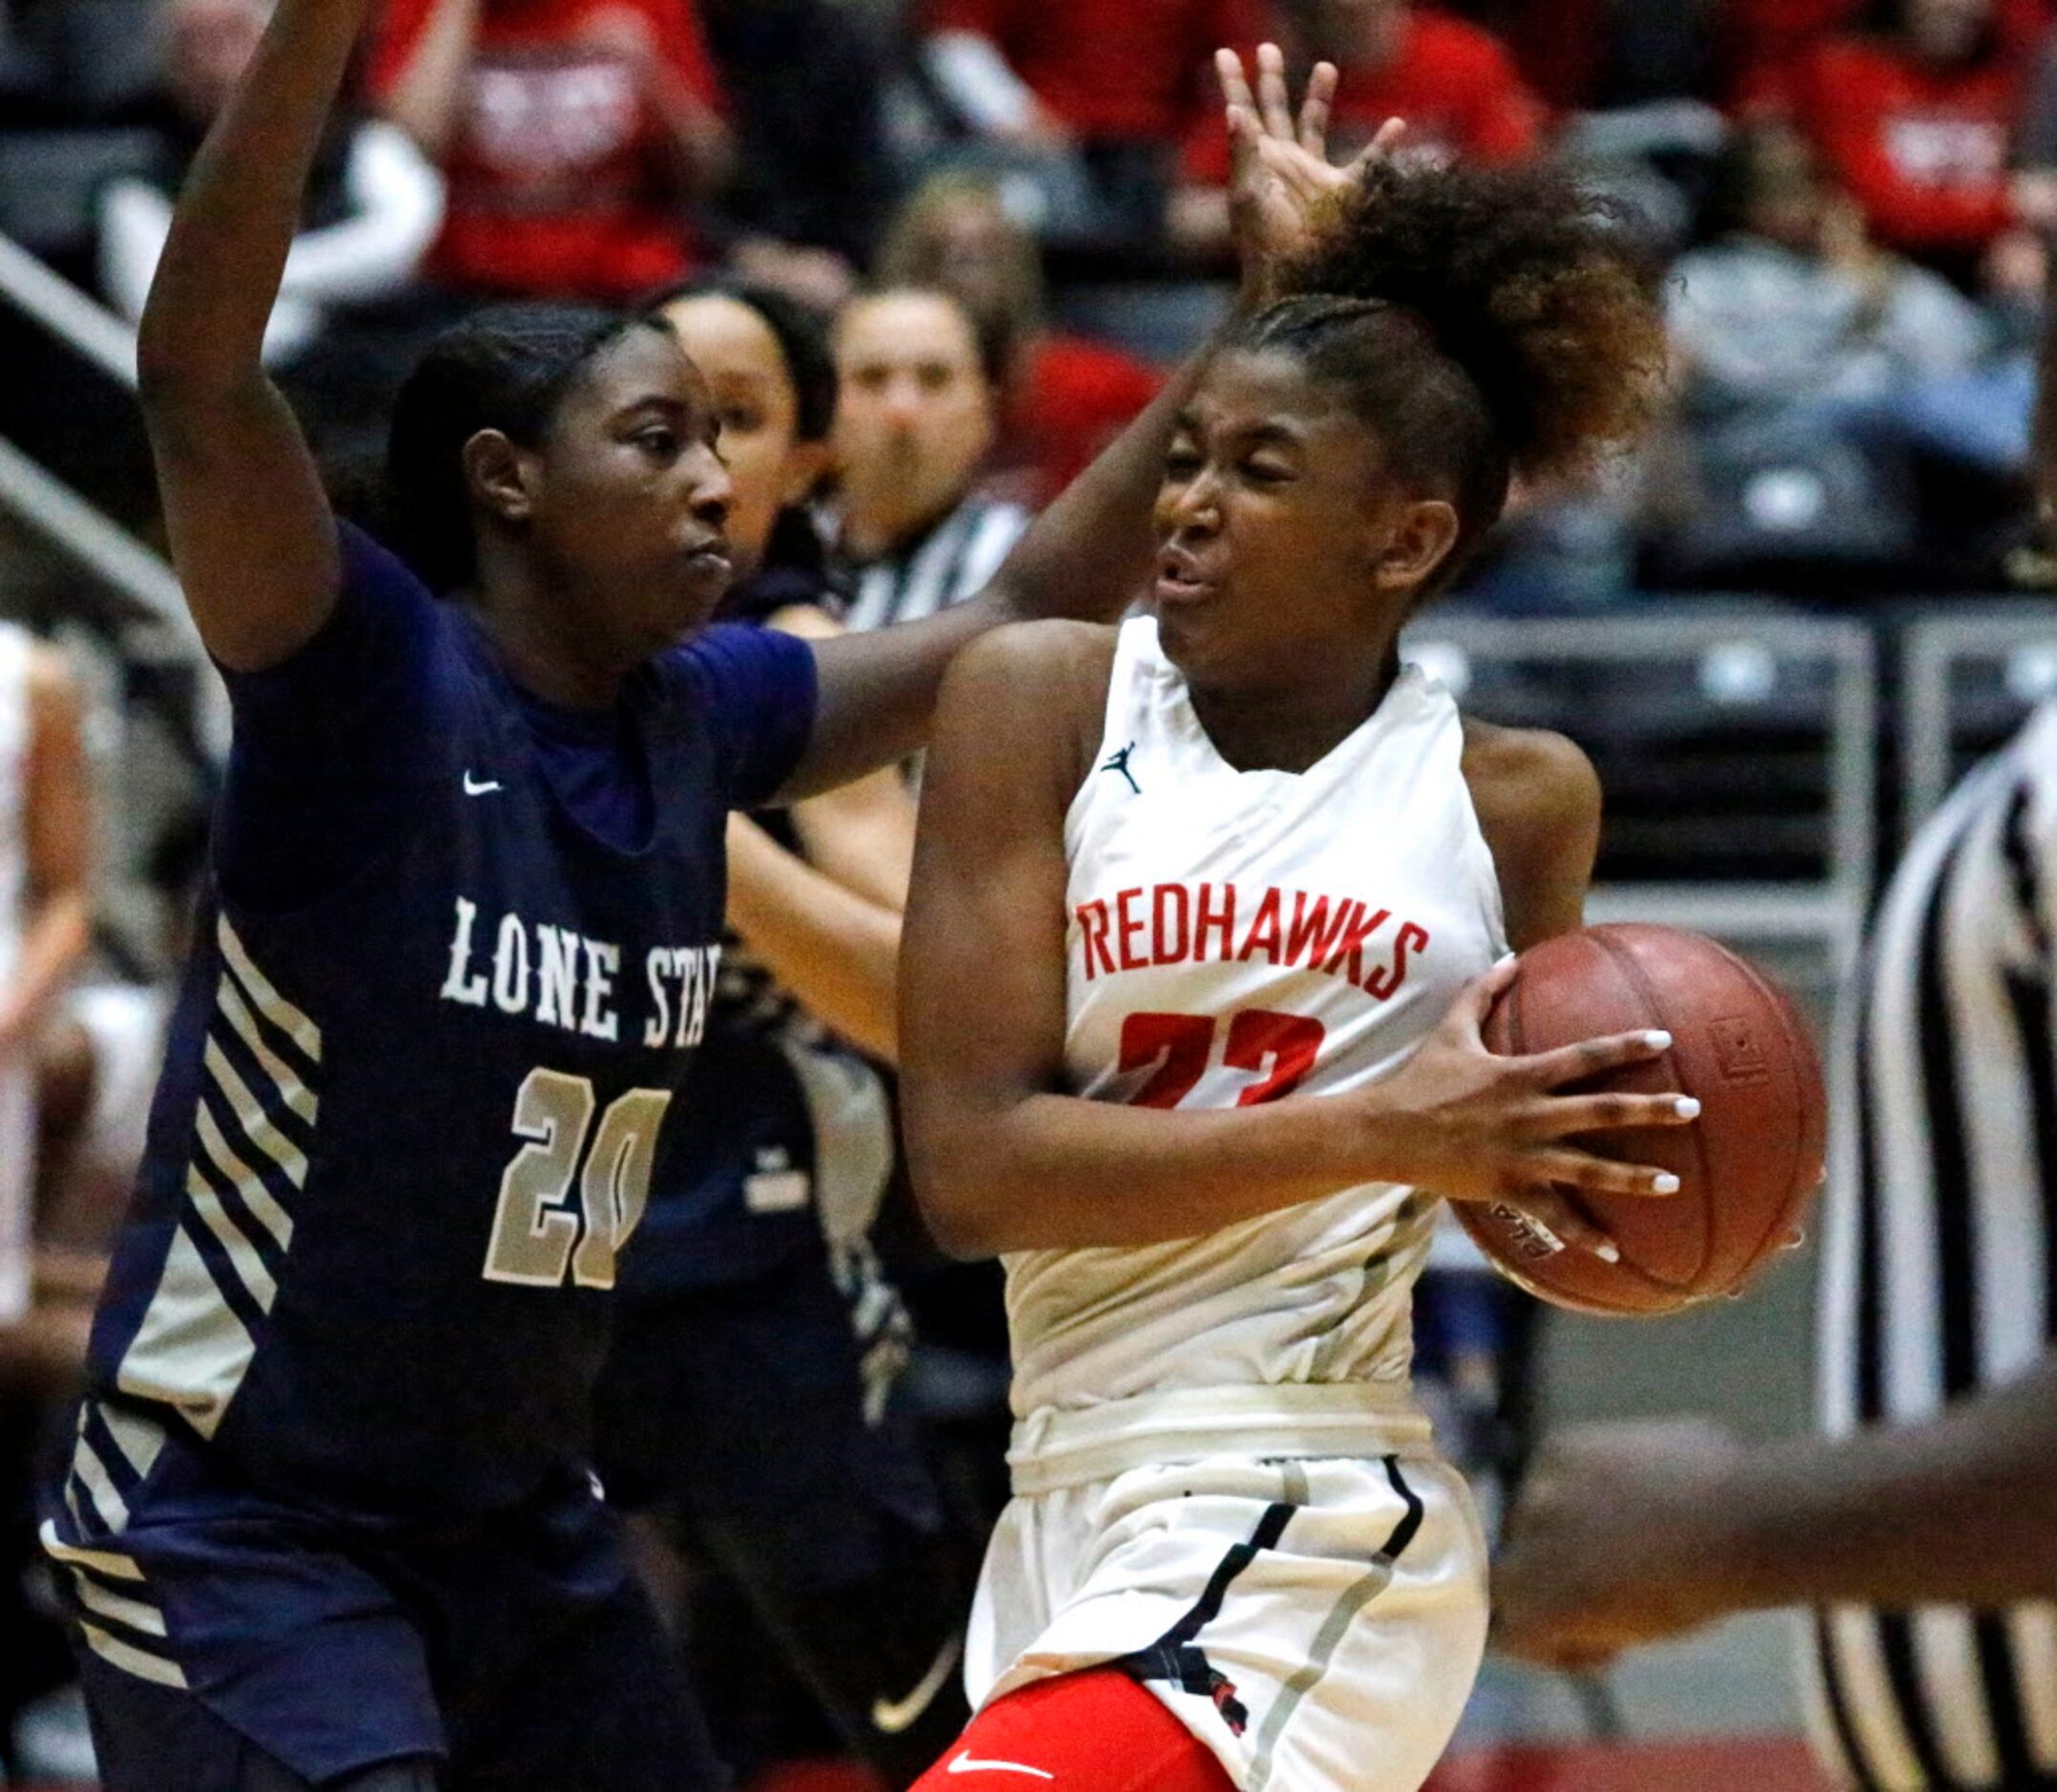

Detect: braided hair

[382,304,658,594]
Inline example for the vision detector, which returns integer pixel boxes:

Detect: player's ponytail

[381,305,651,595]
[1228,160,1666,599]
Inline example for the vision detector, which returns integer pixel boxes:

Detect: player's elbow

[912,1165,1006,1261]
[904,1106,1009,1261]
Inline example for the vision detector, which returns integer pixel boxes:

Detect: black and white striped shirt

[839,493,1030,636]
[1807,702,2057,1791]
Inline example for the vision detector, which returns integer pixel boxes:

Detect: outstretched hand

[1216,43,1402,302]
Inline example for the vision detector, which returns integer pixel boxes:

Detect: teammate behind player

[900,54,1685,1792]
[593,280,972,1785]
[40,0,1245,1785]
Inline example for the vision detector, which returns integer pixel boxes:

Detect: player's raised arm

[778,49,1385,801]
[133,0,374,672]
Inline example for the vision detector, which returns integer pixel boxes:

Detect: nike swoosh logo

[946,1754,1053,1780]
[871,1629,964,1735]
[462,772,503,796]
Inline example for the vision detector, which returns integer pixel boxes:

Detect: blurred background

[3,0,2053,1784]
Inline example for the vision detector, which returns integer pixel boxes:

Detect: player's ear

[1371,497,1460,594]
[463,428,539,527]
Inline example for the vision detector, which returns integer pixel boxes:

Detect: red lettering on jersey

[1326,905,1391,982]
[1363,921,1430,999]
[1237,887,1283,963]
[1152,883,1191,964]
[1285,891,1350,968]
[1195,882,1237,961]
[1114,887,1148,971]
[1076,900,1115,979]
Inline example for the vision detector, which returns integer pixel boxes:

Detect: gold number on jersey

[482,1069,674,1288]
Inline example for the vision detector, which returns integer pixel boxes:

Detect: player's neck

[1186,645,1401,775]
[469,579,634,711]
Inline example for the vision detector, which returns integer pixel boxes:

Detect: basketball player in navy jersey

[896,57,1700,1792]
[34,2,1286,1786]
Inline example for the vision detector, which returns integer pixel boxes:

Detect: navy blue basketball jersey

[71,524,817,1519]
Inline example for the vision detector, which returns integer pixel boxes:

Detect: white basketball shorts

[964,1450,1489,1792]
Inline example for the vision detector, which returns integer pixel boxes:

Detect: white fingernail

[1652,1172,1681,1195]
[1644,1031,1673,1051]
[1674,1096,1701,1119]
[1594,1240,1622,1263]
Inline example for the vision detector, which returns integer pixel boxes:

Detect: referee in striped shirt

[1493,320,2057,1789]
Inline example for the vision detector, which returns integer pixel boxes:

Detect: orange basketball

[1454,924,1827,1317]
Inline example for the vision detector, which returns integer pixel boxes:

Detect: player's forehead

[1181,347,1361,446]
[836,293,981,375]
[565,323,710,424]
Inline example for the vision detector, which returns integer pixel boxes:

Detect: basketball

[1455,924,1827,1317]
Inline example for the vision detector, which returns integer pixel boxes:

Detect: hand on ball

[1356,958,1698,1261]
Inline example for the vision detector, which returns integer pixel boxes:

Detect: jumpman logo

[1101,741,1141,795]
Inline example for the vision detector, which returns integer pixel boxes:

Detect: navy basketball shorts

[45,1426,727,1790]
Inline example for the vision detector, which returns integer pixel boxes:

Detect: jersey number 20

[482,1069,673,1289]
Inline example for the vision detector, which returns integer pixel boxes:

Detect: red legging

[911,1669,1236,1792]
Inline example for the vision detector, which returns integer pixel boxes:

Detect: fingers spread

[1297,59,1337,156]
[1525,1091,1701,1141]
[1350,115,1407,172]
[1529,1148,1681,1201]
[1215,47,1257,117]
[1256,41,1294,141]
[1524,1028,1674,1090]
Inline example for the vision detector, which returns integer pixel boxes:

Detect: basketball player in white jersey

[897,52,1692,1792]
[0,630,90,1330]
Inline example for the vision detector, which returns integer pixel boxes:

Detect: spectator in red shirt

[922,0,1263,154]
[1788,0,2032,269]
[877,175,1162,504]
[368,0,730,302]
[1185,2,1542,188]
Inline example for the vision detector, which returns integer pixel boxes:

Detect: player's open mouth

[1154,546,1216,605]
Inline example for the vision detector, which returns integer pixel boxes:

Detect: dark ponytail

[381,303,653,594]
[1227,159,1665,594]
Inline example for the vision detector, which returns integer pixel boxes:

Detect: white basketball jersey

[1005,616,1506,1468]
[0,628,32,1322]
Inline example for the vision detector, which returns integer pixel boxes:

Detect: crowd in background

[0,0,2054,1782]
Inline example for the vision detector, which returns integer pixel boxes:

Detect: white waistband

[1008,1384,1436,1496]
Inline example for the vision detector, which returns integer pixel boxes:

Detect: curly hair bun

[1268,157,1667,489]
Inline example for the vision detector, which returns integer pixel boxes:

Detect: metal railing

[1901,609,2057,837]
[1406,613,1878,974]
[0,228,221,755]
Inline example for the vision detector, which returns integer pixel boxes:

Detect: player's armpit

[1460,720,1601,951]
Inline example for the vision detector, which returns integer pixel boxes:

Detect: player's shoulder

[940,619,1121,783]
[947,617,1119,703]
[1460,719,1601,850]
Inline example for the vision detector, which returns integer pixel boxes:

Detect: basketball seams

[1468,924,1825,1315]
[1590,926,1717,1292]
[1723,947,1827,1295]
[1475,932,1680,1310]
